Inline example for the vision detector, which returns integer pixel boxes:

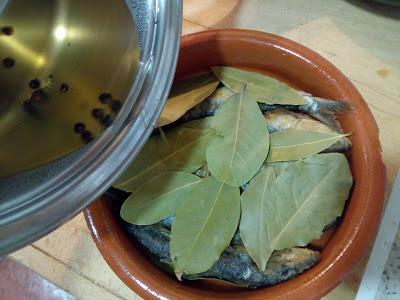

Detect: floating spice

[31,89,46,102]
[28,79,41,90]
[1,26,14,36]
[73,122,86,134]
[99,93,112,104]
[60,83,69,93]
[91,108,104,119]
[22,100,37,116]
[102,114,113,127]
[2,57,15,68]
[81,130,93,143]
[110,100,122,113]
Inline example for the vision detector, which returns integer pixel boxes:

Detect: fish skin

[122,216,319,288]
[264,109,352,153]
[259,95,352,131]
[180,86,234,122]
[193,165,209,178]
[193,245,319,288]
[180,87,351,132]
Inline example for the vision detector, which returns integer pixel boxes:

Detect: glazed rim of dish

[84,29,386,300]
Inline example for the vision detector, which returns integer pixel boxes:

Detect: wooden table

[11,1,400,299]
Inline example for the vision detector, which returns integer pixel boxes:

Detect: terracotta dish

[84,29,386,299]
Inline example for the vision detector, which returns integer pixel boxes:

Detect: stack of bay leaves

[111,67,354,288]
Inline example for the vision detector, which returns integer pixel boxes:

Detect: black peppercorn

[98,93,112,104]
[2,57,15,68]
[31,89,46,101]
[1,26,14,36]
[22,100,37,116]
[102,114,113,128]
[81,130,93,144]
[91,108,104,119]
[73,122,86,134]
[29,79,41,89]
[110,100,122,113]
[60,83,69,93]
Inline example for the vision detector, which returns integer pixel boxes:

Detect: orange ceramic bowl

[84,30,385,299]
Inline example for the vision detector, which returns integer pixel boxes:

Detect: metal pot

[0,0,182,255]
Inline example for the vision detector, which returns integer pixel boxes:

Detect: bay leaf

[115,118,213,191]
[239,167,276,271]
[170,176,240,277]
[158,73,219,127]
[206,87,269,187]
[211,66,308,105]
[267,130,348,162]
[241,153,353,267]
[120,172,202,225]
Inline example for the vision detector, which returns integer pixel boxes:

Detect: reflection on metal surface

[0,0,139,176]
[0,0,182,257]
[53,25,67,41]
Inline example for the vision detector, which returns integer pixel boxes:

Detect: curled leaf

[115,118,213,191]
[170,176,240,276]
[158,74,219,127]
[120,172,202,225]
[211,66,308,105]
[267,130,349,162]
[206,87,269,187]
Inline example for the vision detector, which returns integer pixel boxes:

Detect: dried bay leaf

[120,172,202,225]
[240,153,353,267]
[206,87,269,187]
[115,118,213,191]
[267,130,348,162]
[170,176,240,276]
[211,66,308,105]
[240,167,276,270]
[158,74,219,127]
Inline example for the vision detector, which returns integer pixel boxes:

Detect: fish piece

[264,109,352,152]
[123,218,319,288]
[265,108,341,133]
[193,165,209,178]
[259,96,351,131]
[192,245,319,288]
[299,95,352,130]
[180,86,235,122]
[240,182,250,194]
[181,87,351,131]
[159,215,174,229]
[231,230,243,245]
